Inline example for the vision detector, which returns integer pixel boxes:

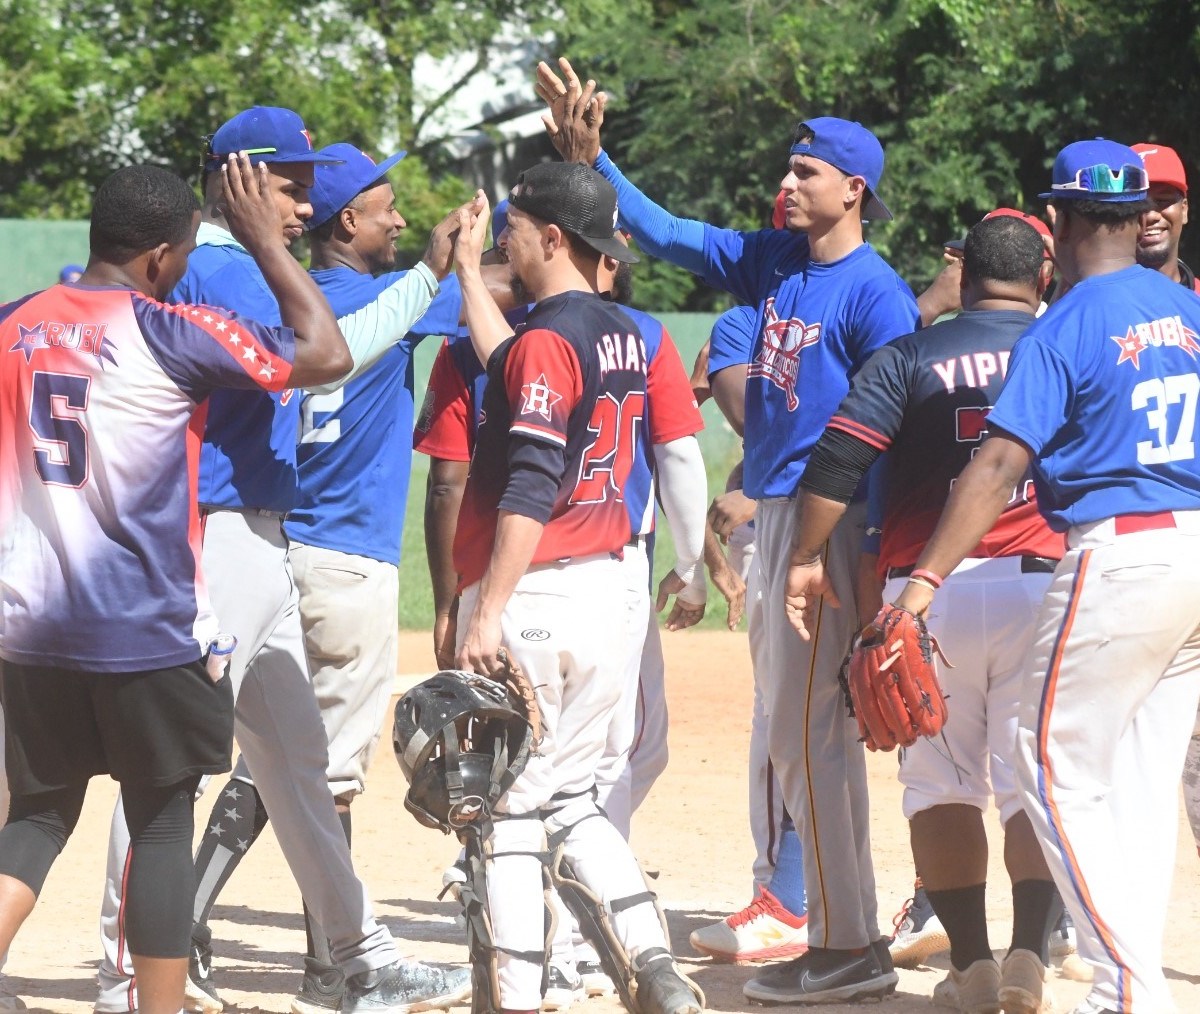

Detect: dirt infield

[8,629,1200,1012]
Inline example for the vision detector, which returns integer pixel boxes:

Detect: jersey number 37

[1133,373,1200,465]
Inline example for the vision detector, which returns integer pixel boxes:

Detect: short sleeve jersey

[172,225,299,513]
[283,267,462,565]
[0,283,294,671]
[699,229,919,499]
[452,292,650,589]
[413,329,489,462]
[825,309,1064,570]
[707,303,758,377]
[988,265,1200,530]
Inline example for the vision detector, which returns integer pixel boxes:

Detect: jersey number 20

[1133,373,1200,464]
[571,391,646,505]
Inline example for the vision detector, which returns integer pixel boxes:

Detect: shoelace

[890,896,915,939]
[728,888,780,928]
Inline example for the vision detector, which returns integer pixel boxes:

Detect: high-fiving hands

[535,57,605,165]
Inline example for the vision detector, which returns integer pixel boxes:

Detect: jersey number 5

[29,371,91,488]
[570,391,646,505]
[1133,373,1200,464]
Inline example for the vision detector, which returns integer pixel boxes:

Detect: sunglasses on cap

[1050,163,1149,195]
[200,133,279,171]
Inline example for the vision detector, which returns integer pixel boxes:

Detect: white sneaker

[542,966,584,1012]
[1049,908,1076,958]
[887,884,950,967]
[949,959,1001,1014]
[998,949,1055,1014]
[932,972,958,1009]
[575,960,614,998]
[688,887,807,963]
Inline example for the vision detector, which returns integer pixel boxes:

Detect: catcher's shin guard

[460,823,555,1014]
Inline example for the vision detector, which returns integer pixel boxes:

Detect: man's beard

[1136,241,1171,270]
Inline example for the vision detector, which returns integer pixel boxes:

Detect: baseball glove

[493,648,543,750]
[848,605,950,751]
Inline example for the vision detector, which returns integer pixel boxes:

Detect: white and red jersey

[0,283,294,672]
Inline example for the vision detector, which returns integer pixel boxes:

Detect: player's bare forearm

[424,458,468,622]
[221,155,349,385]
[789,491,847,565]
[458,266,514,367]
[895,433,1033,614]
[704,527,747,629]
[711,365,748,437]
[457,511,544,674]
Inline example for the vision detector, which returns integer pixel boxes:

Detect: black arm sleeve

[498,434,567,523]
[799,428,883,504]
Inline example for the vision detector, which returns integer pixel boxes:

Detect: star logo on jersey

[520,373,562,421]
[1112,315,1200,369]
[747,297,821,411]
[11,322,46,362]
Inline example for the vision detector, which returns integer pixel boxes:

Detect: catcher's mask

[393,670,533,834]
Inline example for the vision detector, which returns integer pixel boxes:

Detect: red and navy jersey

[453,291,649,589]
[826,308,1064,571]
[413,330,489,463]
[0,283,294,672]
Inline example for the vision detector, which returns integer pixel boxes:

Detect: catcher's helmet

[393,670,533,834]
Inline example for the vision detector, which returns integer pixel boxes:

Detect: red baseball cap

[983,207,1052,239]
[1132,143,1188,195]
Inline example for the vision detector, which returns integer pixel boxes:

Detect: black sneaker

[633,948,704,1014]
[343,961,471,1013]
[184,924,224,1014]
[871,938,899,995]
[291,956,347,1013]
[742,946,894,1004]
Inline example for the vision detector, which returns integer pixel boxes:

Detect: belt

[887,556,1057,581]
[1113,511,1176,535]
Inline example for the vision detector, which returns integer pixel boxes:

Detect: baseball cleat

[342,961,471,1013]
[943,958,1001,1014]
[998,949,1055,1014]
[688,887,808,963]
[185,924,224,1014]
[633,948,704,1014]
[291,956,346,1014]
[887,883,950,967]
[742,945,897,1004]
[1048,907,1077,958]
[541,965,585,1012]
[576,959,615,997]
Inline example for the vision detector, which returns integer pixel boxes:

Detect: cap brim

[577,233,640,264]
[862,191,892,221]
[366,151,408,182]
[944,238,966,251]
[1038,189,1148,202]
[260,151,346,166]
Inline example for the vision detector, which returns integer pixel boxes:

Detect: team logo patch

[10,320,117,367]
[747,297,821,411]
[521,628,550,641]
[520,373,562,420]
[279,389,294,406]
[448,796,487,828]
[1112,315,1200,369]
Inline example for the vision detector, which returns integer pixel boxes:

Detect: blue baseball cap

[59,264,84,283]
[1039,138,1150,203]
[491,199,510,247]
[307,143,407,229]
[204,107,343,171]
[790,117,891,221]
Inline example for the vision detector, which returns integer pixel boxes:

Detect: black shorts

[0,658,235,796]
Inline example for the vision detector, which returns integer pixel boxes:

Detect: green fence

[0,220,90,301]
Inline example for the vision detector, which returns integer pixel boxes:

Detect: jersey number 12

[1133,373,1200,464]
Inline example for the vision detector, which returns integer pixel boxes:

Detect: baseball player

[0,159,351,1014]
[880,138,1200,1014]
[689,303,809,965]
[93,108,473,1014]
[450,161,704,1014]
[537,59,918,1003]
[1131,142,1200,861]
[785,214,1066,1013]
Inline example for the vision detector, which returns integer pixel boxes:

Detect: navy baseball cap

[307,143,407,229]
[508,162,638,264]
[790,117,891,221]
[491,199,510,247]
[1039,138,1150,203]
[204,107,343,172]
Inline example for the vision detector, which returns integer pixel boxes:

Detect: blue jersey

[285,267,462,564]
[707,303,757,377]
[593,151,918,499]
[989,265,1200,530]
[173,227,299,512]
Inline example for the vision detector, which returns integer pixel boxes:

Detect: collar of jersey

[196,221,245,251]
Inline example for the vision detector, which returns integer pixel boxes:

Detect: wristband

[906,576,939,593]
[910,568,944,589]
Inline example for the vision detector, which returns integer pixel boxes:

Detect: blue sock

[767,823,807,918]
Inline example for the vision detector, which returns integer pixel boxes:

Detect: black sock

[1009,879,1061,964]
[303,807,352,964]
[191,778,270,924]
[926,884,991,971]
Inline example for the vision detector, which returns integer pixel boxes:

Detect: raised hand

[535,57,605,165]
[220,153,284,256]
[422,192,485,281]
